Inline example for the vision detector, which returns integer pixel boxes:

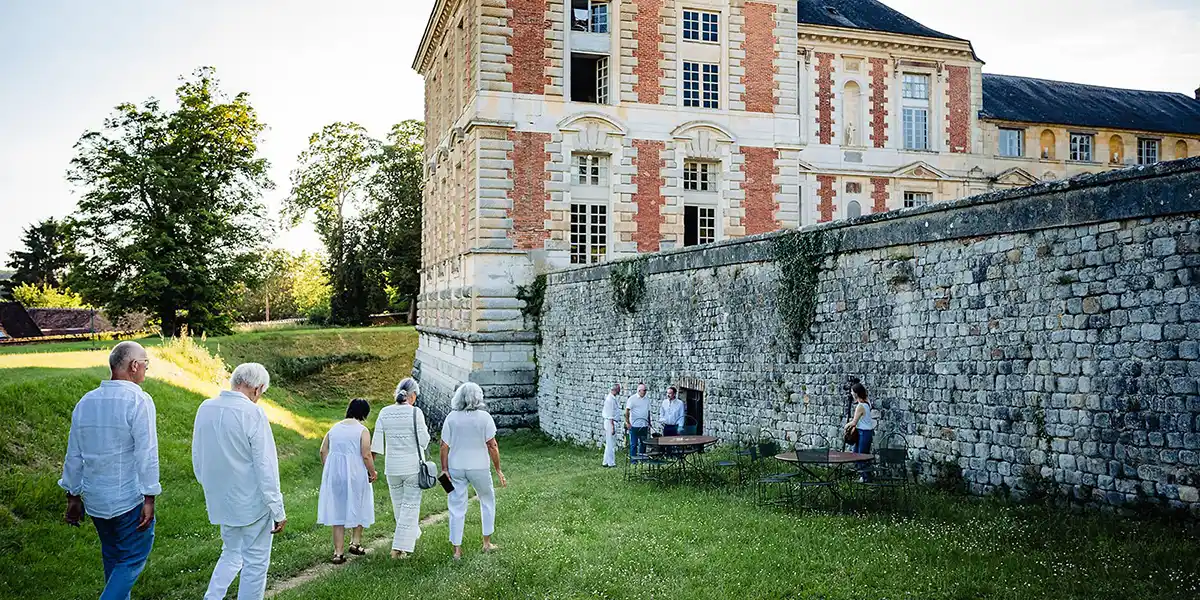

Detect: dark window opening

[682,388,703,435]
[684,205,716,247]
[571,54,609,104]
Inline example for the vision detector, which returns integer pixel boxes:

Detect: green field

[1,327,1198,599]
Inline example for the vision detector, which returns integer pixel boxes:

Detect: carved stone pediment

[892,161,948,180]
[995,167,1038,187]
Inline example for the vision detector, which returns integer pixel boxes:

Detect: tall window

[1138,139,1160,165]
[999,128,1024,157]
[684,205,716,246]
[903,191,931,208]
[570,204,607,264]
[570,54,609,104]
[683,62,719,109]
[902,73,930,151]
[683,161,717,192]
[1069,133,1094,162]
[595,56,609,104]
[683,10,719,42]
[574,154,608,186]
[571,0,609,33]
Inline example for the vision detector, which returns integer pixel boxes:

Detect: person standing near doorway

[624,383,651,461]
[660,387,685,437]
[601,383,622,467]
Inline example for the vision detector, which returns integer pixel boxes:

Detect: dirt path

[265,499,473,598]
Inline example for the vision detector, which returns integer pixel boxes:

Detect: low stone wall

[535,158,1200,512]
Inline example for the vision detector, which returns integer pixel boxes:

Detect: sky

[1,0,1198,262]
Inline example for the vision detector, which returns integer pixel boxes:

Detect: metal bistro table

[645,435,719,484]
[774,450,874,505]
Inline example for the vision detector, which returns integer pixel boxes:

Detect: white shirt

[441,410,497,471]
[625,393,650,428]
[371,403,431,476]
[192,390,286,527]
[660,397,685,428]
[58,380,161,519]
[601,393,620,422]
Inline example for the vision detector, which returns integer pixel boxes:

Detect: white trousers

[447,468,495,547]
[204,513,274,600]
[602,420,617,466]
[387,474,423,552]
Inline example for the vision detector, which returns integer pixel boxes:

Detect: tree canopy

[3,217,78,297]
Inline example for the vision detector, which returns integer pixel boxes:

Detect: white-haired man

[192,363,286,600]
[601,383,621,467]
[60,341,160,600]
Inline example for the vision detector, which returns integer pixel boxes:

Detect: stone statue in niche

[844,123,857,147]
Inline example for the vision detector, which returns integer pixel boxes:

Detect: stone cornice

[797,24,981,63]
[413,0,455,74]
[980,117,1199,141]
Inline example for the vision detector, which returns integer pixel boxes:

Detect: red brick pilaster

[868,58,889,148]
[742,147,780,235]
[744,2,777,113]
[633,0,664,104]
[815,53,836,144]
[632,139,665,252]
[870,177,890,214]
[816,174,837,222]
[946,65,971,153]
[509,0,549,95]
[508,131,550,250]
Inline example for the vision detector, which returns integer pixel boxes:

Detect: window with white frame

[1138,138,1159,165]
[683,160,717,192]
[683,62,719,109]
[999,128,1024,157]
[1070,133,1094,162]
[682,10,719,43]
[569,203,607,264]
[574,154,608,186]
[684,205,716,246]
[902,73,930,151]
[903,191,931,208]
[902,74,929,100]
[595,55,609,104]
[571,0,609,33]
[570,54,609,104]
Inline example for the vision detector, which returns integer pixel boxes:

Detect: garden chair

[786,435,840,510]
[856,433,912,508]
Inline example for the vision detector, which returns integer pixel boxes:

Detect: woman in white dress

[318,398,377,564]
[371,378,431,559]
[440,382,508,561]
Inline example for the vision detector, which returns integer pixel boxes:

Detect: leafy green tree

[233,249,332,322]
[3,217,78,296]
[11,283,87,308]
[68,67,271,336]
[365,120,424,322]
[291,250,332,319]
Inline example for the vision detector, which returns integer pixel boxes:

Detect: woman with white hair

[370,378,430,559]
[440,382,507,561]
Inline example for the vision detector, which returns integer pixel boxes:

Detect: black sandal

[331,554,346,564]
[348,544,366,556]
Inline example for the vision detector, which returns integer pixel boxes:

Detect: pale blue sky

[1,0,1197,260]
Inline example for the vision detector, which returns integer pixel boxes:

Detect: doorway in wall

[677,376,706,435]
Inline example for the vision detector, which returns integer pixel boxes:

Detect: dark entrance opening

[681,388,703,435]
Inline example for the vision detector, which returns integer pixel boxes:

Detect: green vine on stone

[516,274,547,327]
[774,230,836,345]
[610,258,647,313]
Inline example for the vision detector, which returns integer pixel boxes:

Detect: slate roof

[981,74,1200,136]
[795,0,963,41]
[27,308,115,335]
[0,303,43,338]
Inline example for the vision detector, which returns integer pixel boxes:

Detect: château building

[411,0,1200,425]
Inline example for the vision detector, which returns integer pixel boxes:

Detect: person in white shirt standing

[624,383,651,461]
[440,382,507,561]
[192,363,286,600]
[60,341,160,600]
[601,383,621,467]
[660,386,685,437]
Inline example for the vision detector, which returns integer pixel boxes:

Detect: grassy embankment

[2,326,1199,599]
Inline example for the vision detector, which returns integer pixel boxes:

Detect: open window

[571,0,609,33]
[684,205,716,247]
[570,54,609,104]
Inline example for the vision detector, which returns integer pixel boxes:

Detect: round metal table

[643,435,719,484]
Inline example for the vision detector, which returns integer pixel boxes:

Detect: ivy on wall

[610,258,647,313]
[773,230,838,345]
[516,273,547,328]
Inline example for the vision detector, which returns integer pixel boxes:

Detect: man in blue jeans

[624,383,651,461]
[60,342,161,600]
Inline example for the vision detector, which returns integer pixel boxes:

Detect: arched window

[1109,135,1124,164]
[846,200,862,219]
[1176,139,1189,160]
[842,81,862,146]
[1039,130,1056,160]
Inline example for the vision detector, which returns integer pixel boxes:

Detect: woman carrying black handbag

[370,378,432,559]
[842,382,876,482]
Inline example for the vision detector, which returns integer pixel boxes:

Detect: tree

[11,283,86,308]
[282,122,383,325]
[233,249,331,322]
[4,217,78,295]
[68,67,271,336]
[364,120,424,322]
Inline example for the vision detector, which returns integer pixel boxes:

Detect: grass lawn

[2,327,1198,599]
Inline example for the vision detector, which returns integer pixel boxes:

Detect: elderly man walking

[601,384,622,467]
[60,341,160,600]
[193,363,286,600]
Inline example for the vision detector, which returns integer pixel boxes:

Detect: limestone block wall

[535,158,1200,511]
